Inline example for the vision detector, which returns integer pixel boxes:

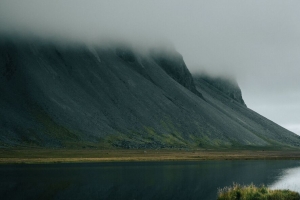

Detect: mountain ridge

[0,38,299,149]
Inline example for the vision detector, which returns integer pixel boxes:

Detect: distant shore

[1,149,300,164]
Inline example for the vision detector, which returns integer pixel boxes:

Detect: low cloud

[1,0,299,133]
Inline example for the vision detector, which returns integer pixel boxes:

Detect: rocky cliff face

[0,37,299,149]
[150,49,204,99]
[194,75,246,106]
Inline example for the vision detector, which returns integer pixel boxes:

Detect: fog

[1,0,299,134]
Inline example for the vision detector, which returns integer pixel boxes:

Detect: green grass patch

[217,183,300,200]
[28,103,83,147]
[144,126,187,147]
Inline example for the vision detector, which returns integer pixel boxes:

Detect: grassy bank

[1,149,300,164]
[217,184,300,200]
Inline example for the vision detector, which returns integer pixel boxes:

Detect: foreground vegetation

[1,149,300,164]
[217,183,300,200]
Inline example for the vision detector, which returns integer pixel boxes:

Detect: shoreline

[1,149,300,164]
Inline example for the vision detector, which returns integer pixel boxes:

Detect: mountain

[0,37,299,149]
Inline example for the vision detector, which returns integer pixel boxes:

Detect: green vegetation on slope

[217,183,300,200]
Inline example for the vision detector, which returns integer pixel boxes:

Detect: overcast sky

[1,0,299,134]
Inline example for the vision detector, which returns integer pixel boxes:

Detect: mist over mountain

[1,0,300,135]
[0,37,299,149]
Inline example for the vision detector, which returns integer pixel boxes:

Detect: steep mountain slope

[194,75,299,147]
[0,38,299,148]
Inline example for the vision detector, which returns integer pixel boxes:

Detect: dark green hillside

[0,37,299,148]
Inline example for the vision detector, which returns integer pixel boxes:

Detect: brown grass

[1,148,300,164]
[218,183,300,200]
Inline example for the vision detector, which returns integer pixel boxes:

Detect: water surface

[0,160,299,200]
[270,166,300,193]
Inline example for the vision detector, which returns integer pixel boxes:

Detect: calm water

[0,160,300,200]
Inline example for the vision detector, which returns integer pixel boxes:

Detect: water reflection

[0,161,299,200]
[269,166,300,193]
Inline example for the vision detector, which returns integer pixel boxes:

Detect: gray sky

[1,0,300,134]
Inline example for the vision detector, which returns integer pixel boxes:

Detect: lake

[0,160,299,200]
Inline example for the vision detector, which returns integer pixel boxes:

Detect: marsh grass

[217,183,300,200]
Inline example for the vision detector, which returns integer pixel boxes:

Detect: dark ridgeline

[0,37,299,149]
